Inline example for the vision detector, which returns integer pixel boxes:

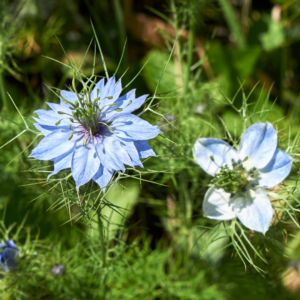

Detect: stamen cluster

[56,82,130,145]
[211,157,259,194]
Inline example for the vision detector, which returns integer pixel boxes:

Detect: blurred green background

[2,0,300,299]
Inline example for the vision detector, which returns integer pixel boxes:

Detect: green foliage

[1,0,300,299]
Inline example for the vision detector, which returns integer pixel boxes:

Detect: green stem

[113,0,128,75]
[97,211,106,268]
[0,69,9,114]
[184,9,195,95]
[218,0,246,49]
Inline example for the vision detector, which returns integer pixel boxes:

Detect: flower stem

[97,211,106,267]
[0,69,10,115]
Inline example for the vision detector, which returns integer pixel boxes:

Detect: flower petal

[47,103,73,115]
[94,136,126,172]
[48,148,74,179]
[238,122,277,169]
[193,138,238,176]
[97,76,122,109]
[103,93,148,121]
[134,140,156,159]
[203,186,236,220]
[30,129,76,160]
[235,188,273,234]
[258,149,293,188]
[111,114,161,141]
[34,110,66,126]
[90,78,105,101]
[60,90,78,105]
[119,139,143,168]
[34,123,70,136]
[71,143,101,187]
[92,164,114,190]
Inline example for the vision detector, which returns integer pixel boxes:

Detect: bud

[55,120,61,126]
[68,133,73,140]
[210,156,214,162]
[83,137,87,146]
[128,100,132,105]
[107,96,113,100]
[115,108,123,112]
[57,111,65,115]
[75,101,79,107]
[69,118,74,123]
[110,103,117,107]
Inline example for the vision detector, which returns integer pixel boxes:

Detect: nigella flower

[30,76,161,189]
[194,122,293,234]
[0,240,20,273]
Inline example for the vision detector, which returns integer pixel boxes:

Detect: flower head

[194,122,293,234]
[0,240,20,273]
[30,76,161,189]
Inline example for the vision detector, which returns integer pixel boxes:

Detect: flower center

[57,88,125,145]
[211,159,259,194]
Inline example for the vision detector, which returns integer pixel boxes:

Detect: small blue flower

[30,76,161,189]
[0,240,20,273]
[194,122,293,234]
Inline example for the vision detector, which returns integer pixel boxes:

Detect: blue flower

[30,76,161,189]
[0,240,20,273]
[194,122,293,234]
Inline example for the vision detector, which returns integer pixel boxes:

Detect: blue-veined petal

[30,129,77,160]
[98,76,122,109]
[193,138,238,176]
[71,142,100,187]
[258,149,293,188]
[34,123,71,136]
[92,164,114,189]
[119,139,143,168]
[238,122,277,169]
[111,114,161,141]
[103,93,148,121]
[235,188,273,234]
[94,136,126,172]
[134,140,156,159]
[60,90,78,105]
[90,78,105,101]
[47,103,73,116]
[48,148,74,179]
[203,186,236,220]
[34,110,69,126]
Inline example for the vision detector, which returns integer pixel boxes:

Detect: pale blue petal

[3,240,18,249]
[103,92,148,121]
[100,79,122,110]
[111,114,161,141]
[203,186,236,220]
[60,90,78,105]
[238,122,277,169]
[94,136,125,172]
[235,188,273,234]
[34,110,63,126]
[34,123,70,136]
[119,139,143,168]
[193,138,238,176]
[48,148,74,178]
[47,103,73,115]
[258,149,293,188]
[30,129,77,160]
[134,140,156,158]
[71,143,101,187]
[92,164,114,189]
[90,78,105,101]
